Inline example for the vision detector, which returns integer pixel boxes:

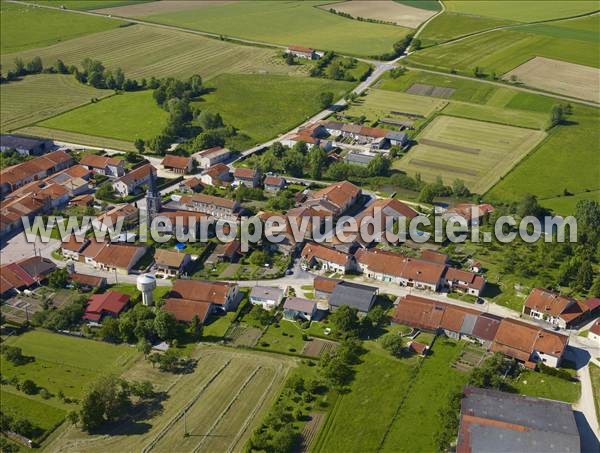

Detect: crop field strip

[1,24,307,81]
[15,126,138,152]
[0,74,113,132]
[394,115,546,193]
[318,1,437,28]
[406,83,455,98]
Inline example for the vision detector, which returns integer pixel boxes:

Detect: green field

[139,0,411,57]
[444,1,599,22]
[591,363,600,426]
[30,0,150,10]
[441,102,549,129]
[197,73,354,147]
[0,2,120,54]
[45,346,292,453]
[346,88,448,121]
[39,90,168,142]
[315,339,467,453]
[394,115,546,193]
[395,1,441,12]
[1,24,308,81]
[14,126,137,152]
[417,12,513,45]
[1,74,112,132]
[408,23,600,75]
[0,390,66,441]
[511,369,581,403]
[487,104,600,214]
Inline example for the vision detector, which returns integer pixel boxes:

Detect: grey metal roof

[460,387,580,453]
[460,313,478,335]
[1,134,47,150]
[385,131,407,141]
[345,153,375,165]
[283,297,315,314]
[250,286,284,302]
[329,281,377,312]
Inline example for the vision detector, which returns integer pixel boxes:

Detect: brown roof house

[286,45,318,60]
[301,242,355,274]
[161,154,193,174]
[588,319,600,343]
[179,177,203,193]
[304,181,361,218]
[163,279,239,321]
[444,268,486,297]
[355,248,446,292]
[80,154,125,178]
[313,276,341,300]
[195,147,230,169]
[233,167,260,188]
[94,243,147,275]
[154,249,191,277]
[178,193,240,221]
[523,288,589,329]
[264,175,286,192]
[200,163,231,187]
[112,164,156,197]
[61,235,90,261]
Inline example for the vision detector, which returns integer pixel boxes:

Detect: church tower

[145,167,161,225]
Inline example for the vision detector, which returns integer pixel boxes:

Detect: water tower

[137,274,157,306]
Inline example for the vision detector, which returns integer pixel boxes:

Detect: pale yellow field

[321,0,436,28]
[394,115,546,193]
[346,88,448,121]
[503,57,600,103]
[94,0,235,17]
[45,346,293,453]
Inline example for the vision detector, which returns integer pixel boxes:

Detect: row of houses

[393,294,569,368]
[61,237,147,275]
[523,287,598,329]
[300,242,486,297]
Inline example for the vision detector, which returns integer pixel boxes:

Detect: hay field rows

[346,88,448,121]
[1,24,307,81]
[394,115,546,193]
[319,1,437,28]
[0,74,113,132]
[45,346,293,453]
[136,0,411,57]
[444,1,599,22]
[503,57,600,103]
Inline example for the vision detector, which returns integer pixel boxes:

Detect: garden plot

[406,83,455,98]
[302,338,339,358]
[394,115,545,194]
[503,56,600,103]
[320,1,437,28]
[227,324,264,347]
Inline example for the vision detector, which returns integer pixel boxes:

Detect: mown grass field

[487,104,600,214]
[590,363,600,426]
[39,90,168,142]
[14,126,137,152]
[346,88,448,121]
[1,24,307,81]
[314,338,467,453]
[138,0,411,57]
[197,73,354,147]
[444,1,599,22]
[394,115,546,193]
[30,0,150,10]
[321,1,436,29]
[408,18,600,75]
[0,74,112,132]
[45,346,292,453]
[511,369,581,403]
[0,1,120,53]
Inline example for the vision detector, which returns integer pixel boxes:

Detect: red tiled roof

[445,267,486,291]
[61,235,89,253]
[525,288,576,317]
[421,249,448,264]
[264,176,285,186]
[162,154,192,170]
[70,272,105,288]
[288,45,314,53]
[80,154,123,168]
[94,244,145,270]
[162,298,211,323]
[170,279,235,306]
[314,276,341,294]
[83,291,129,320]
[301,242,351,267]
[183,193,238,210]
[233,167,258,179]
[584,298,600,311]
[308,181,360,211]
[590,320,600,336]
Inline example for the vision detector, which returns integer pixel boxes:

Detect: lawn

[441,102,549,130]
[39,90,168,142]
[196,73,354,148]
[30,0,151,10]
[139,0,411,57]
[590,363,600,426]
[0,1,121,53]
[1,24,307,82]
[408,25,600,76]
[487,105,600,215]
[380,339,469,452]
[394,115,546,194]
[109,282,170,304]
[258,320,307,355]
[444,1,599,22]
[0,74,112,133]
[511,369,581,403]
[12,126,137,152]
[314,341,418,453]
